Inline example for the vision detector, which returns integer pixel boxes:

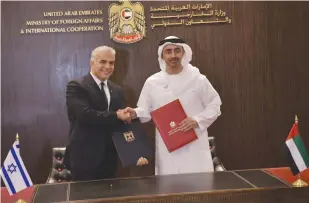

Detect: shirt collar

[90,72,108,87]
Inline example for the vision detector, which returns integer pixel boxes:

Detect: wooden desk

[1,168,308,203]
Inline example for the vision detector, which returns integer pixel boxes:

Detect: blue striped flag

[0,140,33,195]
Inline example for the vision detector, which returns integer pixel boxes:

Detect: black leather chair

[208,136,226,171]
[46,147,72,183]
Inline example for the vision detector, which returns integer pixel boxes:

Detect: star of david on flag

[0,135,33,195]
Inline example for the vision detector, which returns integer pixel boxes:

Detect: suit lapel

[84,73,108,108]
[85,73,100,92]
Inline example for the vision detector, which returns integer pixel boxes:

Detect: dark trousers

[71,143,118,181]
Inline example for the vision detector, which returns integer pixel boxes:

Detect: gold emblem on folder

[123,131,135,142]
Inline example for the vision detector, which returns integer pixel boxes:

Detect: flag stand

[292,174,308,187]
[290,115,308,187]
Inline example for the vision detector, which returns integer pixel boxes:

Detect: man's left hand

[179,118,198,132]
[136,157,148,166]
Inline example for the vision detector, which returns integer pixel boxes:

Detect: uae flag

[285,121,309,175]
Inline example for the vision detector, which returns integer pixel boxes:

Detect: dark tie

[100,82,108,103]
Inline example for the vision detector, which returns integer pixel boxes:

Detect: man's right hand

[116,110,131,123]
[123,107,137,119]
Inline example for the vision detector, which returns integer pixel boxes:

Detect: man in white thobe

[125,36,222,175]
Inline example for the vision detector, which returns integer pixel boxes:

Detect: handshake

[116,107,137,123]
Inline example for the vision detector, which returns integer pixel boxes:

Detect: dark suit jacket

[65,73,125,171]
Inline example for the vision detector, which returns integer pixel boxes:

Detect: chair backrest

[46,147,72,183]
[46,137,225,183]
[208,136,226,171]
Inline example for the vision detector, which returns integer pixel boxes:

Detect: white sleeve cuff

[134,107,151,123]
[192,115,207,133]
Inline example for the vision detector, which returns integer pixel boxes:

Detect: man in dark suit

[65,46,136,181]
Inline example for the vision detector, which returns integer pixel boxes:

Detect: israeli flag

[0,140,33,195]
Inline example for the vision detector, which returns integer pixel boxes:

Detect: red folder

[150,99,198,152]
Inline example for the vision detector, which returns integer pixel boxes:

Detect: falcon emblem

[108,0,146,44]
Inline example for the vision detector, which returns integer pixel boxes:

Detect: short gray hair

[91,46,116,61]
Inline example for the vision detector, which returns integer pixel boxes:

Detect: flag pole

[15,133,27,203]
[15,133,25,202]
[295,115,298,123]
[292,115,308,187]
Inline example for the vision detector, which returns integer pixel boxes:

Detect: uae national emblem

[170,121,176,128]
[108,0,146,44]
[123,131,135,142]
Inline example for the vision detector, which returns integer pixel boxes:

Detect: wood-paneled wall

[2,1,309,184]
